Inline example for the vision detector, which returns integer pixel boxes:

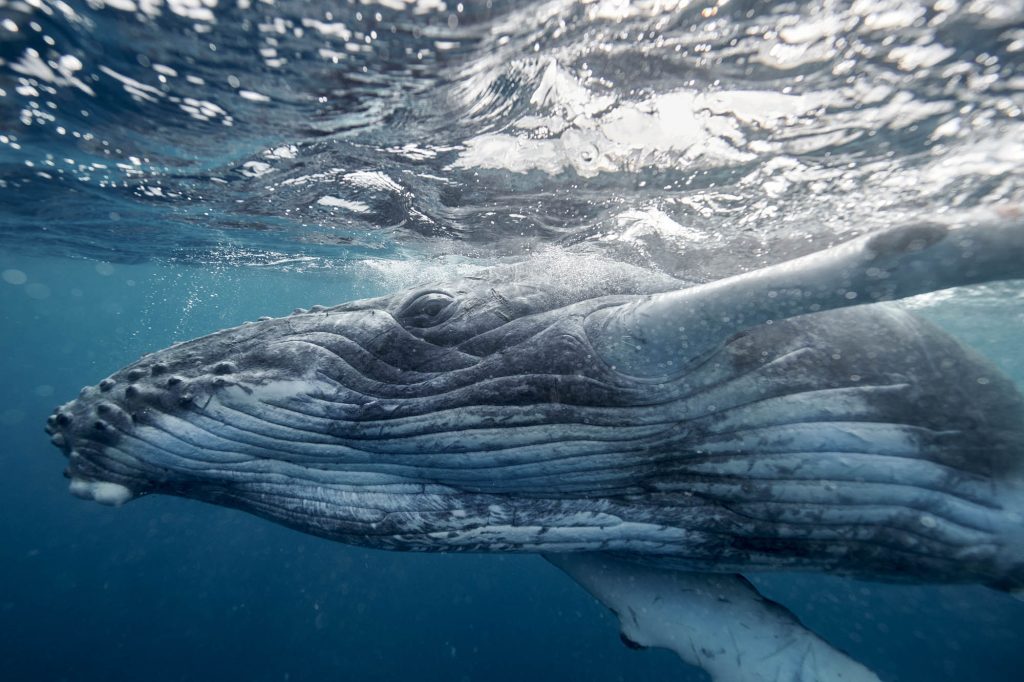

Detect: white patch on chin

[69,479,133,506]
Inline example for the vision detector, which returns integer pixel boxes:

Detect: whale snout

[46,391,146,506]
[42,310,373,509]
[44,356,207,505]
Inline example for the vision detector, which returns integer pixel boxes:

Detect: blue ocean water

[2,1,1024,681]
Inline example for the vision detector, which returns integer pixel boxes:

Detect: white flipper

[546,554,881,682]
[588,218,1024,376]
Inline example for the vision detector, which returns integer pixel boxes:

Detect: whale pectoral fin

[589,217,1024,376]
[545,553,881,682]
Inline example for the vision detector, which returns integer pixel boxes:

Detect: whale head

[45,253,682,517]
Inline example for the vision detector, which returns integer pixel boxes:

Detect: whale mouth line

[68,477,135,507]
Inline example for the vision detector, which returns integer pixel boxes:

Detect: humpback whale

[46,220,1024,681]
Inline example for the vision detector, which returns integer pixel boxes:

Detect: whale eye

[397,291,456,328]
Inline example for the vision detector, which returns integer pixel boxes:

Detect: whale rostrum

[46,218,1024,681]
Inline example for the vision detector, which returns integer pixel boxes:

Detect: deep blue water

[3,1,1024,680]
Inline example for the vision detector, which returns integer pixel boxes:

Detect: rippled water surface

[2,1,1024,681]
[3,0,1023,270]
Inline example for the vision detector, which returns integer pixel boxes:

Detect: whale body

[46,220,1024,681]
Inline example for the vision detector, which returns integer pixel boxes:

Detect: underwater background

[2,1,1023,680]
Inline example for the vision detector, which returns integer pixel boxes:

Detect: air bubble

[2,269,27,285]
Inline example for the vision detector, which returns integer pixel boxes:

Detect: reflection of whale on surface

[47,220,1024,681]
